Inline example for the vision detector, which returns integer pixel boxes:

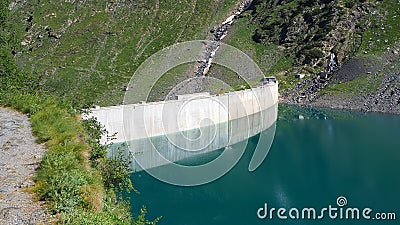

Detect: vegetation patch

[358,0,400,55]
[1,1,158,223]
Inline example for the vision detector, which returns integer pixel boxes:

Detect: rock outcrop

[251,0,373,67]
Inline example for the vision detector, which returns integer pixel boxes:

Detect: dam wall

[88,84,278,171]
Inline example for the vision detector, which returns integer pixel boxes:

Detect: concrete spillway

[88,82,278,171]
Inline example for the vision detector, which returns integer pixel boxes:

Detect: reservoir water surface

[128,105,400,224]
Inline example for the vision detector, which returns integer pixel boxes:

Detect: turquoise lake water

[128,105,400,224]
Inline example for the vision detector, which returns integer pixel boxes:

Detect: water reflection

[126,103,277,174]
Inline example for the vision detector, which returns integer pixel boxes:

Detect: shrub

[302,48,323,60]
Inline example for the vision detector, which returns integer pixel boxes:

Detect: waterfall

[327,53,338,74]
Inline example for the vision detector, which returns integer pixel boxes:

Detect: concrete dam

[88,81,278,172]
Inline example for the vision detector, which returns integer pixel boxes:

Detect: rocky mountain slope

[238,0,400,114]
[252,0,374,67]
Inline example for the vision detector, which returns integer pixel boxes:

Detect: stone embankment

[0,107,53,224]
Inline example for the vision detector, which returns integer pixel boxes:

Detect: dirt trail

[0,107,53,224]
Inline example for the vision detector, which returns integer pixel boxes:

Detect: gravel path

[0,107,53,225]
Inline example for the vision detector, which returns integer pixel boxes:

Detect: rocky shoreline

[0,107,53,224]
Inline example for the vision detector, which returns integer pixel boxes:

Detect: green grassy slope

[223,12,296,91]
[9,0,240,107]
[358,0,400,55]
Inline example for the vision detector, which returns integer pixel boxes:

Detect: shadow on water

[127,105,400,225]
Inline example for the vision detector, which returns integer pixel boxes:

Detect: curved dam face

[88,83,278,171]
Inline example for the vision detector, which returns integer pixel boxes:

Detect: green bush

[81,117,109,162]
[36,164,89,212]
[101,147,134,193]
[62,199,137,225]
[81,118,136,195]
[303,48,323,60]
